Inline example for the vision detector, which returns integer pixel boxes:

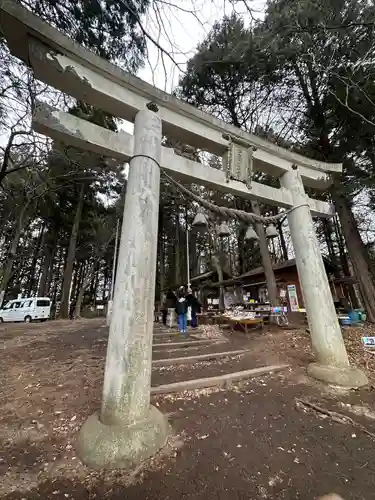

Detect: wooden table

[227,317,264,333]
[196,313,218,325]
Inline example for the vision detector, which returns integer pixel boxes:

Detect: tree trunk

[74,263,91,319]
[277,221,288,261]
[46,243,59,300]
[74,285,86,319]
[76,262,86,302]
[92,267,99,303]
[237,226,246,274]
[270,238,277,262]
[332,209,361,309]
[212,253,225,312]
[322,219,340,271]
[190,231,198,277]
[332,191,375,321]
[102,266,109,301]
[252,201,279,306]
[75,262,105,318]
[59,184,85,318]
[158,228,165,303]
[26,223,45,296]
[38,233,55,296]
[50,245,65,305]
[88,262,99,303]
[70,262,79,302]
[0,205,28,306]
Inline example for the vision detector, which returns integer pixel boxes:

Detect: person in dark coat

[186,290,201,328]
[166,289,177,309]
[175,287,188,335]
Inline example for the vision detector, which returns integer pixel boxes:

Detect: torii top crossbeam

[0,0,341,217]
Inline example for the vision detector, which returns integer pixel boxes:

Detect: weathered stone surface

[151,364,290,395]
[308,363,368,388]
[76,405,170,469]
[100,109,162,427]
[77,109,172,468]
[32,102,336,217]
[281,169,350,367]
[152,349,250,366]
[281,168,368,386]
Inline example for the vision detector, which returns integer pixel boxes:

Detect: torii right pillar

[280,167,368,388]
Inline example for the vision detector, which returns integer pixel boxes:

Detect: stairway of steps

[151,325,289,394]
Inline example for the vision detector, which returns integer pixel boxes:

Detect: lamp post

[186,223,191,290]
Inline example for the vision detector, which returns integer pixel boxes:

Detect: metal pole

[186,224,190,288]
[110,218,120,300]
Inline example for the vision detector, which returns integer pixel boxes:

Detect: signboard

[287,284,299,312]
[280,289,286,298]
[362,337,375,347]
[224,291,234,309]
[223,142,252,186]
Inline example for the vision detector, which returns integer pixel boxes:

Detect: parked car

[0,297,51,323]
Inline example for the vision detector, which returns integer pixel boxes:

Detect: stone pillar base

[76,405,171,469]
[308,363,368,388]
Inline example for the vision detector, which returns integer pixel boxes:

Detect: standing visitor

[186,289,201,328]
[175,287,188,336]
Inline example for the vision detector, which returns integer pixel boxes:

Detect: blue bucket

[348,310,359,323]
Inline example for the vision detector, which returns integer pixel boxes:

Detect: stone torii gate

[0,0,368,469]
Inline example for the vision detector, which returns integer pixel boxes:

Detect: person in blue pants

[175,288,188,336]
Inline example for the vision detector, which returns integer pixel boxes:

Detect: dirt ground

[1,318,375,499]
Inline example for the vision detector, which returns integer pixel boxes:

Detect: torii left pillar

[77,108,170,469]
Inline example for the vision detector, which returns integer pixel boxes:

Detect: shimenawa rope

[129,154,310,225]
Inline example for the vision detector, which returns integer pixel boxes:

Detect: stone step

[152,334,200,343]
[151,364,290,395]
[153,333,204,341]
[151,352,284,387]
[152,341,233,360]
[152,339,221,349]
[152,349,250,366]
[153,331,181,337]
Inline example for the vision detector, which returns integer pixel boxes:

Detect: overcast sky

[119,0,264,134]
[137,0,264,91]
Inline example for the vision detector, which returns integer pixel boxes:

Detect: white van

[0,297,51,323]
